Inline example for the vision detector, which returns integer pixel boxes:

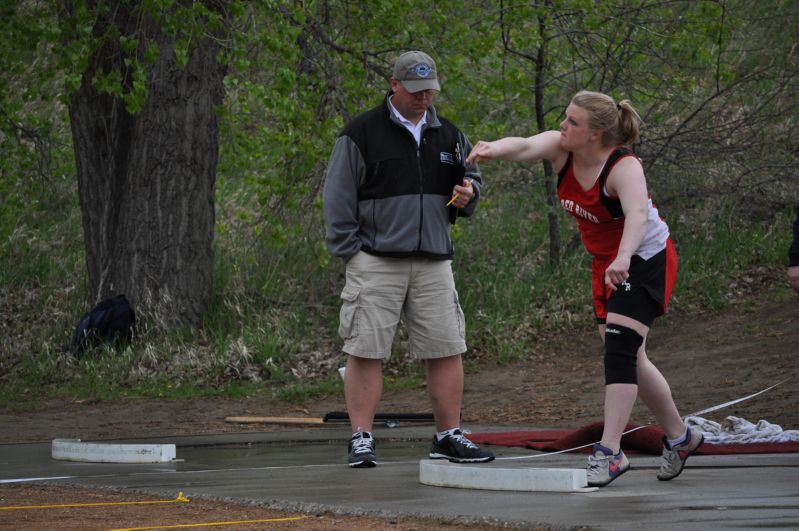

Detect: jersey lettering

[560,198,600,223]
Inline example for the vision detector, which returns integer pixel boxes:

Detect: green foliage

[668,201,790,311]
[0,3,74,250]
[3,184,791,407]
[54,0,232,114]
[1,0,797,407]
[456,185,592,362]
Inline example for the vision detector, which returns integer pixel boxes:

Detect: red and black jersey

[557,147,668,261]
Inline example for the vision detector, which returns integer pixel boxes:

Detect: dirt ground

[1,290,797,530]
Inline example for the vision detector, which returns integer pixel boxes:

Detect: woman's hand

[466,140,495,164]
[605,255,631,292]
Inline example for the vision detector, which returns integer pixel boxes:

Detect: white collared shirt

[388,95,427,145]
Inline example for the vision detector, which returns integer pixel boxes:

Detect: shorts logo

[621,280,631,291]
[414,63,432,77]
[440,152,455,165]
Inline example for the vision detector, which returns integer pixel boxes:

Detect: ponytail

[571,91,642,147]
[615,99,641,146]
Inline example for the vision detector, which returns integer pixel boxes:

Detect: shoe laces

[587,452,609,473]
[660,447,680,469]
[351,434,373,455]
[449,430,478,449]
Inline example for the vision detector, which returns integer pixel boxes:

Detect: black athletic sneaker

[429,429,495,463]
[348,432,377,468]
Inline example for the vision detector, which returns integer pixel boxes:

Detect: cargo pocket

[453,290,466,339]
[338,286,361,340]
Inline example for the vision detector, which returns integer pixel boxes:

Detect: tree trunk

[535,4,561,267]
[66,2,227,327]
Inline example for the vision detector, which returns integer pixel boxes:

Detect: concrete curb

[419,459,598,493]
[51,438,177,463]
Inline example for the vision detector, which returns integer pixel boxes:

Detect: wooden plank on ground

[224,416,325,425]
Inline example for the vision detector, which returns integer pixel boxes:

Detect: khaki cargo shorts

[338,251,467,359]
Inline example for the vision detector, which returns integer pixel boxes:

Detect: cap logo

[414,63,432,78]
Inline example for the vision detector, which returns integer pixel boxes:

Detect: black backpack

[72,294,136,355]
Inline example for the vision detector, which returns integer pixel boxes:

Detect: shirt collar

[388,94,427,128]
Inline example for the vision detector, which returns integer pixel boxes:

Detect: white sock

[436,427,460,441]
[352,430,372,439]
[667,428,688,449]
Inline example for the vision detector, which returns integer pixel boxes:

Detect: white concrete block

[419,459,598,493]
[51,438,177,463]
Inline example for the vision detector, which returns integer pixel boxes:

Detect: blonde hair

[571,90,641,147]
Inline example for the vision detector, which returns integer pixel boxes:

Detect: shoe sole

[348,460,377,468]
[429,453,495,463]
[587,464,630,487]
[657,433,704,481]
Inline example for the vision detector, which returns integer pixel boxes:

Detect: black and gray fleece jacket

[323,92,482,261]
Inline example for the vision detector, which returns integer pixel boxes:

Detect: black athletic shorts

[601,245,673,328]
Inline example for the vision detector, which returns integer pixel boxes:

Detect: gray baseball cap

[392,51,441,93]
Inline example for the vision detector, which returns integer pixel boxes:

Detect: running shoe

[658,425,704,480]
[587,443,630,487]
[429,429,495,463]
[348,431,376,468]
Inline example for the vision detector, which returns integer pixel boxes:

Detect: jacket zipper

[416,137,425,251]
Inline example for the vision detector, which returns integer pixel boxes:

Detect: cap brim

[400,79,441,93]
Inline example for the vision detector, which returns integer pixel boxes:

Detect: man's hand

[447,178,473,208]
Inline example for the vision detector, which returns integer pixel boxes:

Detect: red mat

[469,421,799,455]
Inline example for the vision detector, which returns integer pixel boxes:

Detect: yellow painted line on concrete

[0,491,190,510]
[112,515,309,530]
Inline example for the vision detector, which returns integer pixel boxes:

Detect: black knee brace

[604,324,643,385]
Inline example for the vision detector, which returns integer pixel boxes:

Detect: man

[323,50,494,468]
[788,204,799,293]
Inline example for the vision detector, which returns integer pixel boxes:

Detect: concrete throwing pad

[52,438,177,463]
[419,459,598,493]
